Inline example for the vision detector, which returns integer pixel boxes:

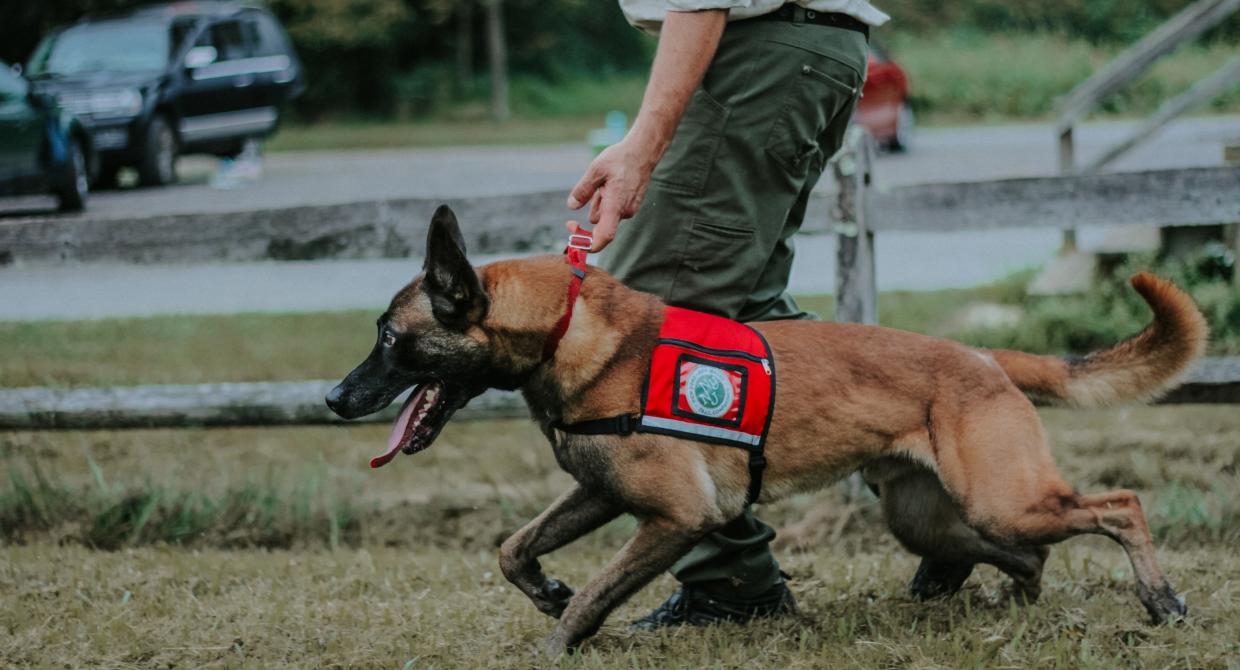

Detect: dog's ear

[423,204,488,329]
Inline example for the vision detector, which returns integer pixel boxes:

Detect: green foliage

[272,0,653,118]
[879,0,1240,44]
[4,1,1235,121]
[890,32,1240,121]
[954,246,1240,356]
[507,73,645,118]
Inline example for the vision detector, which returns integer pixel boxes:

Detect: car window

[199,20,250,61]
[245,15,286,58]
[27,20,170,76]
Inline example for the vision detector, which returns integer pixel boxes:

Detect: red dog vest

[638,307,775,451]
[557,305,776,505]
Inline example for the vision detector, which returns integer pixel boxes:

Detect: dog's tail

[984,272,1207,409]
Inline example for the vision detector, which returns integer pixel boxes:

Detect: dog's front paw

[533,578,574,619]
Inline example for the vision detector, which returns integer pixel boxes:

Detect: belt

[750,5,870,39]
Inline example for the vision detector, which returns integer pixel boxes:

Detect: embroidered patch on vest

[681,358,742,420]
[637,306,775,451]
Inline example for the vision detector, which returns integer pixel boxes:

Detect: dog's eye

[382,329,397,347]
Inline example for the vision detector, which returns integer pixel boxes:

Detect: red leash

[541,223,592,361]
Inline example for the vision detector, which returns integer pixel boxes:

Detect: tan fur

[985,272,1208,408]
[381,251,1202,656]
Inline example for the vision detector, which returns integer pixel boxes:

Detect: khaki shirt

[621,0,890,34]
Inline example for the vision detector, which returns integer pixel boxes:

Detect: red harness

[541,222,592,361]
[544,226,774,506]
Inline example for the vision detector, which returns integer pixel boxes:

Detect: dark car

[0,62,91,211]
[855,42,912,152]
[24,1,304,187]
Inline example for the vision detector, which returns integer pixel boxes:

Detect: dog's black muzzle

[325,351,417,420]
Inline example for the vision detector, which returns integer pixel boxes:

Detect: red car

[855,43,913,151]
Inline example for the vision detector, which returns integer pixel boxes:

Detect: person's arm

[567,9,727,252]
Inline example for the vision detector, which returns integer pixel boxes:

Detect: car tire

[138,115,178,186]
[56,137,89,213]
[887,101,914,153]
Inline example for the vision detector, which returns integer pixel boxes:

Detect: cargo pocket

[668,218,757,317]
[651,88,730,197]
[764,54,860,175]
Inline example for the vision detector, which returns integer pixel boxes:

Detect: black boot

[631,581,795,630]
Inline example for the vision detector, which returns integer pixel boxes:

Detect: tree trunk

[456,0,474,94]
[484,0,510,122]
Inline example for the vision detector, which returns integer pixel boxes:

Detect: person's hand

[567,138,658,252]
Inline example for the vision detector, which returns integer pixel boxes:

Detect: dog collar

[541,223,592,362]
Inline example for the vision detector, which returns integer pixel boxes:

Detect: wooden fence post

[830,127,878,503]
[1227,143,1240,291]
[832,127,878,325]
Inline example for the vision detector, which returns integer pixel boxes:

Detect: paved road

[1,116,1236,321]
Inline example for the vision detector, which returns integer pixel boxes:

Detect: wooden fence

[1,128,1238,430]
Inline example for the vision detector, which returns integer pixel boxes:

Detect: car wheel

[138,115,178,186]
[56,137,89,213]
[888,101,914,153]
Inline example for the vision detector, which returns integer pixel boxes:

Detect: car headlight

[84,88,143,118]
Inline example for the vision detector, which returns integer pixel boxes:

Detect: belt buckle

[568,233,593,251]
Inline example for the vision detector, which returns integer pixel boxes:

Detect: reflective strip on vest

[638,415,762,446]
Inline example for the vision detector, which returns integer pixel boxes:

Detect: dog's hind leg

[541,514,705,657]
[880,467,1049,602]
[499,484,621,619]
[908,558,975,600]
[924,393,1186,623]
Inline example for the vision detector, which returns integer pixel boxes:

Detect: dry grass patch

[1,407,1238,666]
[2,543,1238,668]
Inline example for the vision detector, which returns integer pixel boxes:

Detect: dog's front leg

[499,484,621,619]
[541,515,703,658]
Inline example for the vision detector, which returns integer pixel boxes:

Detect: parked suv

[24,2,304,187]
[0,61,91,211]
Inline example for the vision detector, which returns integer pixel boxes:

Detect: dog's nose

[325,385,346,415]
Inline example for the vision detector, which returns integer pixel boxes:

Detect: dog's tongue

[370,385,426,469]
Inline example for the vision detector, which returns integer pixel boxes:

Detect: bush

[956,245,1240,356]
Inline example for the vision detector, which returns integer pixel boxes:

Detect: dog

[326,205,1205,657]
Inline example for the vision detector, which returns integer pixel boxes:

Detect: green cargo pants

[598,17,868,599]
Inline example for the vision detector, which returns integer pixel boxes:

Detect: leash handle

[565,222,593,265]
[542,222,593,361]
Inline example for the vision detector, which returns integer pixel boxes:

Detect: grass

[2,407,1239,551]
[1,406,1239,667]
[0,273,1064,389]
[5,259,1234,390]
[3,268,1238,665]
[0,311,375,388]
[0,294,999,388]
[3,543,1238,668]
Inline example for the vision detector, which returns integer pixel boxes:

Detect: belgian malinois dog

[327,206,1203,657]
